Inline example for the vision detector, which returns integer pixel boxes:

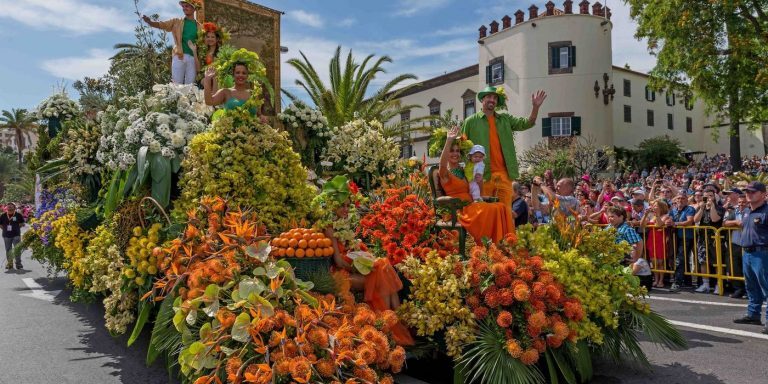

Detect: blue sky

[0,0,655,113]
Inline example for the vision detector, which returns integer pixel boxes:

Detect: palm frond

[147,293,182,374]
[457,318,544,384]
[629,307,688,350]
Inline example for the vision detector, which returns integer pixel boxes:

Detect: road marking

[20,278,62,302]
[669,320,768,341]
[648,296,746,308]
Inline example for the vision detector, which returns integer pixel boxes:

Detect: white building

[392,0,765,162]
[0,128,38,161]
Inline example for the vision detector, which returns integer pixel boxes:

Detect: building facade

[393,1,764,162]
[0,128,37,161]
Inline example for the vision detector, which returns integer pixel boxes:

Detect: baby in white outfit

[468,144,486,202]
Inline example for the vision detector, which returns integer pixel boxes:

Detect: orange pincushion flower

[504,260,517,274]
[217,309,236,329]
[388,346,406,373]
[495,272,512,288]
[506,339,523,358]
[483,286,500,308]
[353,308,376,327]
[527,256,544,271]
[357,344,377,365]
[315,358,335,378]
[547,334,564,348]
[352,367,377,382]
[473,306,489,320]
[563,300,584,321]
[520,349,540,365]
[284,340,299,358]
[538,271,554,284]
[532,339,546,353]
[553,321,570,340]
[532,282,547,298]
[545,284,562,301]
[513,283,530,302]
[518,268,534,282]
[382,310,399,330]
[308,328,330,348]
[496,311,514,328]
[527,324,541,338]
[380,375,395,384]
[289,357,312,382]
[499,288,514,306]
[466,294,481,309]
[274,358,291,376]
[226,356,243,377]
[528,311,548,329]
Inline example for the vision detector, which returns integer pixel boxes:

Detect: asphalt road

[2,245,767,384]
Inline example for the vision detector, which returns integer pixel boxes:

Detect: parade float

[12,3,686,383]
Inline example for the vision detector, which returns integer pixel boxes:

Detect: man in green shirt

[143,1,202,84]
[461,86,547,207]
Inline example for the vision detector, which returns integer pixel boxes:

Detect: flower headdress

[312,175,365,249]
[495,86,508,110]
[179,0,202,10]
[213,47,275,117]
[196,22,231,53]
[428,127,474,158]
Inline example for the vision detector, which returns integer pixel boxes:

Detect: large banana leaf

[150,153,171,207]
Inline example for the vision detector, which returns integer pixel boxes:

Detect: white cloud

[288,9,324,28]
[39,49,112,80]
[394,0,451,17]
[339,17,357,27]
[430,25,476,37]
[0,0,134,34]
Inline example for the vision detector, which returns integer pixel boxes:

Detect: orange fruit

[323,247,334,257]
[298,239,308,249]
[285,248,295,257]
[277,248,286,257]
[288,238,298,248]
[295,248,305,258]
[305,248,315,257]
[308,239,317,249]
[323,238,332,247]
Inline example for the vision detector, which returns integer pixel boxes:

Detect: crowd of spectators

[516,153,768,298]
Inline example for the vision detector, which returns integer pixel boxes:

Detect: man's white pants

[172,54,197,85]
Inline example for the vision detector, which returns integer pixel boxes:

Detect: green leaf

[202,284,220,317]
[199,322,212,340]
[245,242,271,263]
[135,146,149,191]
[123,165,138,198]
[146,293,178,366]
[171,156,181,173]
[127,301,151,347]
[239,278,266,298]
[104,170,124,217]
[231,312,251,342]
[150,154,171,207]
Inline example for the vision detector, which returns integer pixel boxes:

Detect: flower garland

[427,127,474,158]
[37,92,80,120]
[61,119,101,177]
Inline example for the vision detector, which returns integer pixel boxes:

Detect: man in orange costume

[462,86,547,206]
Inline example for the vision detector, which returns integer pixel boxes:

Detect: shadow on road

[43,276,179,384]
[592,360,727,384]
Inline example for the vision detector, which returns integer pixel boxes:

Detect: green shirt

[182,19,198,56]
[461,111,534,180]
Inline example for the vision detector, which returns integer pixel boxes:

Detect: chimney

[545,1,555,16]
[579,0,590,14]
[502,15,512,29]
[529,4,539,19]
[592,2,604,17]
[479,25,487,39]
[563,0,573,14]
[605,6,612,19]
[514,9,525,24]
[489,20,499,34]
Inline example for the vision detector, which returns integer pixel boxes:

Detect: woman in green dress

[203,63,267,122]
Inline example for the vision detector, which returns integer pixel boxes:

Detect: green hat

[477,86,505,106]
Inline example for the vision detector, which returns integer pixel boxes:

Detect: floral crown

[199,22,231,43]
[179,0,202,10]
[428,127,474,158]
[213,47,274,116]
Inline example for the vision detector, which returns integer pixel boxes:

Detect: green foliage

[457,318,544,384]
[626,0,768,168]
[635,135,686,170]
[285,45,421,129]
[520,136,613,180]
[0,108,38,165]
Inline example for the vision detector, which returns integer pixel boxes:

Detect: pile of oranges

[270,228,335,258]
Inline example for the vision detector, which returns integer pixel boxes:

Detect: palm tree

[285,46,424,132]
[0,109,38,165]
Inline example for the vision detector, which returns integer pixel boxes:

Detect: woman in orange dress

[438,126,514,243]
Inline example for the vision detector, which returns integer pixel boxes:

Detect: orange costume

[338,243,414,346]
[441,173,514,243]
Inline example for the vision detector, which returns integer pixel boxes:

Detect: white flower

[161,147,175,157]
[149,140,162,153]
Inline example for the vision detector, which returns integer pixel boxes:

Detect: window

[542,115,581,137]
[428,99,441,126]
[548,42,575,74]
[667,113,674,130]
[666,92,675,106]
[647,109,654,126]
[684,96,694,111]
[623,105,632,123]
[623,79,631,97]
[400,110,410,122]
[686,117,693,132]
[464,98,476,118]
[645,86,655,102]
[400,144,413,158]
[485,57,504,85]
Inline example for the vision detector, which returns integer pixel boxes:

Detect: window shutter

[500,64,505,82]
[571,116,581,136]
[569,46,576,67]
[485,65,491,84]
[542,117,552,137]
[551,47,560,69]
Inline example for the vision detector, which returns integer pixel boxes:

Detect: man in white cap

[467,144,486,202]
[142,1,203,84]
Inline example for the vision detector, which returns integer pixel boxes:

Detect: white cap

[469,144,486,155]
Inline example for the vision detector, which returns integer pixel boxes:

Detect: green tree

[626,0,768,170]
[0,108,38,165]
[635,135,686,169]
[285,46,421,130]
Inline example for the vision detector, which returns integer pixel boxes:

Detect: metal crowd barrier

[591,224,744,296]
